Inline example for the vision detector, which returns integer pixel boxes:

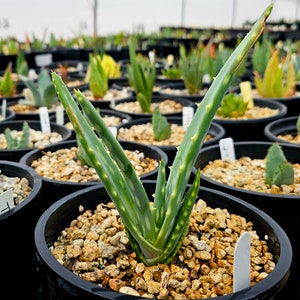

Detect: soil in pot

[232,83,300,118]
[109,95,196,120]
[117,117,225,166]
[193,141,299,298]
[19,140,168,212]
[213,99,287,141]
[50,108,132,140]
[0,120,72,161]
[78,85,133,110]
[264,115,300,145]
[34,181,292,299]
[0,160,42,298]
[158,82,210,103]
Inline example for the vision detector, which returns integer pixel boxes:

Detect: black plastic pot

[0,160,42,298]
[264,116,300,146]
[49,108,132,140]
[0,120,72,162]
[158,81,211,103]
[117,116,225,166]
[232,84,300,117]
[193,141,299,298]
[34,181,292,299]
[213,99,287,141]
[109,95,196,120]
[20,139,168,212]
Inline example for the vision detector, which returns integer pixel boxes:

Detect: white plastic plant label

[55,105,65,125]
[219,137,235,162]
[34,53,53,67]
[1,99,6,119]
[109,126,117,138]
[182,106,194,130]
[233,231,251,292]
[0,189,15,216]
[39,106,51,133]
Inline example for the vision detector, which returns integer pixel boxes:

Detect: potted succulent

[76,52,132,109]
[20,139,167,213]
[193,141,299,299]
[212,85,287,141]
[110,37,195,119]
[35,5,292,299]
[0,119,72,161]
[117,114,225,166]
[248,47,300,117]
[8,68,61,119]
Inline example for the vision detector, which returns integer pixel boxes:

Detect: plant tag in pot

[182,106,194,130]
[219,137,235,162]
[109,126,117,138]
[1,99,6,119]
[240,81,254,108]
[55,105,65,125]
[0,189,15,216]
[39,106,51,133]
[233,231,251,292]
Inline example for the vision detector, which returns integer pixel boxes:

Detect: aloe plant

[51,4,273,266]
[16,51,29,76]
[254,49,295,98]
[265,143,294,186]
[0,62,16,97]
[85,53,109,99]
[251,34,273,74]
[152,107,171,141]
[4,121,30,149]
[179,44,207,95]
[18,69,58,108]
[127,37,156,113]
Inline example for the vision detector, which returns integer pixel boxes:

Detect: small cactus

[265,143,294,186]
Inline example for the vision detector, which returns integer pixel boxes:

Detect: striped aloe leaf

[52,4,273,266]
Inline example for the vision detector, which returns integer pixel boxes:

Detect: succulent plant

[85,53,109,99]
[0,62,16,97]
[127,37,156,113]
[52,4,273,266]
[251,34,273,74]
[254,49,295,98]
[179,44,207,95]
[216,93,249,117]
[152,107,171,141]
[265,143,294,186]
[16,51,29,76]
[4,121,30,149]
[18,69,58,108]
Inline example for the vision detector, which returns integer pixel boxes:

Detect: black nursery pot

[19,139,168,212]
[264,115,300,146]
[193,141,299,299]
[117,116,225,166]
[0,120,72,162]
[109,95,196,120]
[34,181,292,300]
[0,160,42,298]
[213,99,287,142]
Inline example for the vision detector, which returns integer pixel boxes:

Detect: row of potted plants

[0,4,299,299]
